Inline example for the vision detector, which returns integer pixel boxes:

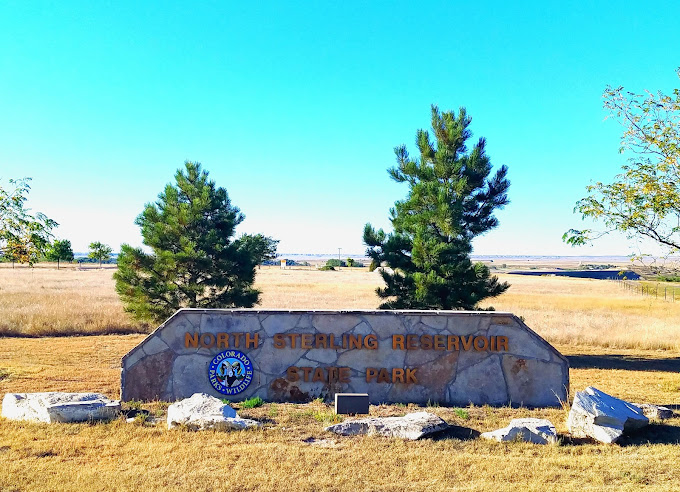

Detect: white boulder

[567,386,648,443]
[325,411,449,440]
[167,393,261,431]
[2,392,120,423]
[481,418,557,444]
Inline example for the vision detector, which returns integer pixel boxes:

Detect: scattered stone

[166,393,261,431]
[481,418,557,444]
[567,386,648,443]
[1,392,120,423]
[633,403,674,420]
[325,411,448,440]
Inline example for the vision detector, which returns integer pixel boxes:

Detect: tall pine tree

[364,105,510,310]
[115,161,264,322]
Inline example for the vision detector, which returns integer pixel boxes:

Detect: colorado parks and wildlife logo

[208,350,254,395]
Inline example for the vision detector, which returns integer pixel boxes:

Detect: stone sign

[121,309,569,406]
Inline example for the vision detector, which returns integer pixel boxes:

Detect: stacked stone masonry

[121,309,569,406]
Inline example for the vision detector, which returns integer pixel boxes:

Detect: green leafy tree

[237,233,279,267]
[0,177,57,265]
[346,258,355,267]
[565,68,680,254]
[364,105,510,310]
[114,161,263,322]
[326,258,345,267]
[46,239,74,269]
[88,241,113,267]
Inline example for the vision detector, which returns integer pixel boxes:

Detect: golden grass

[3,265,680,351]
[1,336,680,491]
[0,266,144,336]
[255,266,382,310]
[638,280,680,300]
[480,275,680,351]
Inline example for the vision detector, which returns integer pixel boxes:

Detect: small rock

[633,403,674,420]
[1,392,120,423]
[325,411,448,440]
[125,416,160,425]
[121,408,150,419]
[481,418,557,444]
[567,387,648,443]
[302,437,339,448]
[167,393,261,431]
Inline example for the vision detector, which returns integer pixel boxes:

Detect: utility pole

[338,248,342,269]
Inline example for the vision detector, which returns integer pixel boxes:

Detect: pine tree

[114,161,263,322]
[363,105,510,310]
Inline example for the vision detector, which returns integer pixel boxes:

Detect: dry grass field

[0,265,144,336]
[2,264,680,490]
[479,275,680,351]
[3,264,680,350]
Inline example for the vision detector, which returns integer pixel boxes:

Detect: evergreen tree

[46,239,74,269]
[363,105,510,310]
[115,161,262,322]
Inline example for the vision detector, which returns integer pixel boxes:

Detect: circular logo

[208,350,254,395]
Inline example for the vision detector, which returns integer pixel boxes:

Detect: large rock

[167,393,261,431]
[481,418,557,444]
[325,411,449,440]
[1,392,120,423]
[567,387,648,443]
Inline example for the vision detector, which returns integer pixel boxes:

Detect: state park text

[184,331,510,385]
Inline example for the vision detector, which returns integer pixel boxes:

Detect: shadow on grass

[619,423,680,446]
[0,327,149,338]
[248,417,278,426]
[425,425,480,441]
[558,434,598,446]
[567,354,680,372]
[559,423,680,446]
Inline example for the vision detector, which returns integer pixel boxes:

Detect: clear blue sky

[2,1,679,255]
